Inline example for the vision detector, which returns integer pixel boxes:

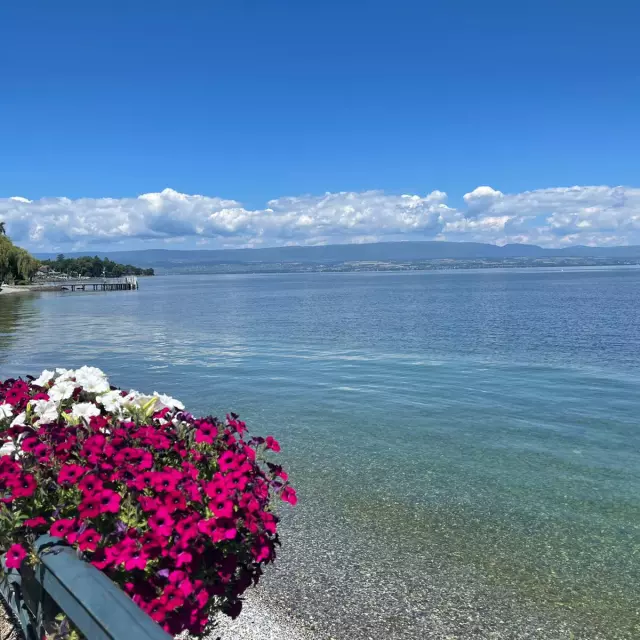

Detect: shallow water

[1,268,639,638]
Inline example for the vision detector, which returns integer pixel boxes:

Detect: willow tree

[0,236,14,282]
[0,235,40,284]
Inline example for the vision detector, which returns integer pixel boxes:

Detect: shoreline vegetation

[40,254,154,278]
[0,223,153,295]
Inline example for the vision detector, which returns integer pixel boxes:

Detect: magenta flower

[78,529,101,552]
[174,521,199,548]
[163,491,187,513]
[145,599,167,624]
[131,471,155,492]
[159,585,185,611]
[83,434,106,454]
[58,464,88,485]
[50,518,76,538]
[215,525,237,541]
[218,450,238,472]
[195,422,216,444]
[98,490,121,514]
[12,474,36,498]
[197,518,217,538]
[204,477,231,500]
[265,436,281,452]
[79,474,103,495]
[152,471,178,493]
[24,516,47,529]
[5,387,27,407]
[123,548,149,572]
[89,415,109,431]
[138,496,161,513]
[20,437,39,452]
[281,486,298,506]
[5,543,27,569]
[227,472,249,492]
[148,508,174,537]
[210,498,234,519]
[32,443,51,461]
[79,496,101,519]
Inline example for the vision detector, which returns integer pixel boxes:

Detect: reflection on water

[0,294,40,365]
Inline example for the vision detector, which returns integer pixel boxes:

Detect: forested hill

[35,240,640,270]
[40,255,154,277]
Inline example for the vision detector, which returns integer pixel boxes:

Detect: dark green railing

[0,535,172,640]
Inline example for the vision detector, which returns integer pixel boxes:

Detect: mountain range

[34,241,640,271]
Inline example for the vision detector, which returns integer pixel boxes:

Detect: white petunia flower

[10,412,25,428]
[152,392,185,411]
[124,391,154,407]
[49,380,77,403]
[33,369,56,388]
[0,441,16,456]
[97,390,126,413]
[71,402,101,421]
[30,399,59,425]
[74,366,110,394]
[55,368,74,382]
[0,404,14,420]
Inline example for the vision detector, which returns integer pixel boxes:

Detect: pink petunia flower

[163,491,187,513]
[24,516,47,529]
[209,498,234,519]
[159,585,185,611]
[79,474,103,495]
[123,548,149,572]
[148,508,174,537]
[218,450,238,473]
[281,486,298,506]
[195,421,216,444]
[12,474,36,498]
[58,464,88,485]
[152,471,178,493]
[98,490,121,514]
[78,528,101,552]
[79,496,101,519]
[50,518,76,539]
[145,599,167,624]
[265,436,281,452]
[5,543,27,569]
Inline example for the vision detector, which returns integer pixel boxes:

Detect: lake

[1,268,639,639]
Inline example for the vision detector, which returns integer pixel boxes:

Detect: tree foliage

[40,255,154,277]
[0,235,40,284]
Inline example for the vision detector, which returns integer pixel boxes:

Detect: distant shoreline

[154,259,640,276]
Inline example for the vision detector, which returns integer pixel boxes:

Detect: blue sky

[1,0,640,251]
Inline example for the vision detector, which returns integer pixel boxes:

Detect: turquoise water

[1,269,639,638]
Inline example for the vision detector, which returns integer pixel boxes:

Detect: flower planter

[0,368,295,637]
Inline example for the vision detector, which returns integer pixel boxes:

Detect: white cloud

[2,185,640,250]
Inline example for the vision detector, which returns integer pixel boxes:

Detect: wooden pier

[61,276,139,292]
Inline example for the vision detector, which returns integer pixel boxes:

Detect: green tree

[0,235,40,284]
[38,255,153,278]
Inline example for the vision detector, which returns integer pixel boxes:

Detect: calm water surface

[1,269,639,638]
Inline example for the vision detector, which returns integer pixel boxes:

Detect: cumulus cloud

[2,185,640,251]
